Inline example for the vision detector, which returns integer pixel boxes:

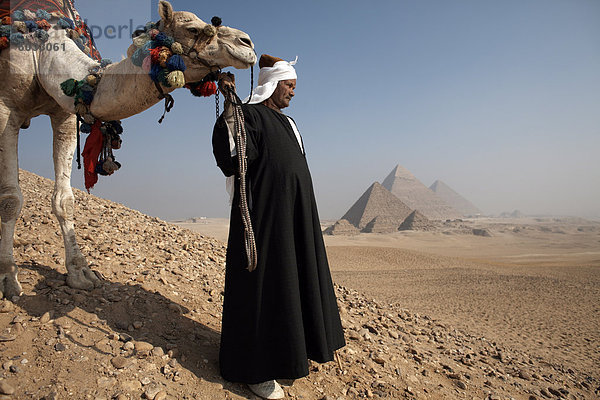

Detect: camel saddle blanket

[1,0,102,61]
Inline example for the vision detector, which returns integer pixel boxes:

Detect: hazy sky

[17,0,600,220]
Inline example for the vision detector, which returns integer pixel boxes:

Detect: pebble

[143,383,162,399]
[0,335,16,343]
[151,347,164,357]
[121,380,142,391]
[122,341,135,351]
[0,381,15,395]
[140,377,152,386]
[154,391,167,400]
[135,341,154,354]
[519,370,532,380]
[97,377,117,387]
[40,311,52,324]
[110,356,131,369]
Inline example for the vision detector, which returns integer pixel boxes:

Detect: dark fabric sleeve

[212,106,260,177]
[212,114,236,177]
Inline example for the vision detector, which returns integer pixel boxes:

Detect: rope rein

[221,85,258,271]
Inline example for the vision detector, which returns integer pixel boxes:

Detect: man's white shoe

[248,380,285,399]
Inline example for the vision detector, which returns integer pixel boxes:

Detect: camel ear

[158,1,174,25]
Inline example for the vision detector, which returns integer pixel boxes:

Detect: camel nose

[239,36,253,49]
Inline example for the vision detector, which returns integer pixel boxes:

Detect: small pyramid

[429,180,481,216]
[362,216,402,233]
[382,165,461,220]
[340,182,412,231]
[398,210,435,231]
[324,219,360,236]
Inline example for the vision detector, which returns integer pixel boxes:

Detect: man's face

[270,79,296,110]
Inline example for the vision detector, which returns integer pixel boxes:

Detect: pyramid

[340,182,413,231]
[362,216,403,233]
[382,165,461,220]
[429,180,481,216]
[324,219,360,236]
[398,210,435,231]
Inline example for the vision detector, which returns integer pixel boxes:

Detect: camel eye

[188,27,199,34]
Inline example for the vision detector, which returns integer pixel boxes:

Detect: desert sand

[179,216,600,382]
[1,171,599,399]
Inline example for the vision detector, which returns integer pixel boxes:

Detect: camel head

[158,1,256,81]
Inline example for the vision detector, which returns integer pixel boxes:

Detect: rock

[0,335,16,343]
[456,380,467,390]
[140,377,152,386]
[151,347,164,357]
[54,343,66,352]
[348,331,361,340]
[372,355,385,366]
[0,381,15,395]
[519,370,532,380]
[40,311,52,324]
[110,356,131,369]
[121,380,142,391]
[135,341,154,354]
[97,377,117,387]
[143,383,162,399]
[154,391,167,400]
[123,341,135,351]
[547,387,562,397]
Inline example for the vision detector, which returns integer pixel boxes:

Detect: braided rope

[224,88,258,271]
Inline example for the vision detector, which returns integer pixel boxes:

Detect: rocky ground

[0,170,598,399]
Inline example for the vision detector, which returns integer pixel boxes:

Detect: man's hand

[218,72,236,94]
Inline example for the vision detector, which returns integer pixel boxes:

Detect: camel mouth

[225,40,257,70]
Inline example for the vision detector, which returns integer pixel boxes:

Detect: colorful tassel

[167,70,185,88]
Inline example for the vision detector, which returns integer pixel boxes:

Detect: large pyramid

[340,182,413,231]
[429,180,481,216]
[381,165,461,220]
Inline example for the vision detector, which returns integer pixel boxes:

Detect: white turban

[244,57,298,104]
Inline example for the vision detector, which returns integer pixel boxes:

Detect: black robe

[212,103,345,384]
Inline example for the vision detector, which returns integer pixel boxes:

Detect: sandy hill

[382,165,462,221]
[429,180,481,217]
[0,170,596,399]
[340,182,412,232]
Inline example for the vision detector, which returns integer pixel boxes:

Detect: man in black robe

[212,54,345,399]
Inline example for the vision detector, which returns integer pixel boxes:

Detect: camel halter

[150,16,224,123]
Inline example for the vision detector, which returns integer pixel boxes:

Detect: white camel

[0,1,256,299]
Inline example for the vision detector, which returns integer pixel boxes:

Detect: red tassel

[199,81,217,97]
[81,120,103,192]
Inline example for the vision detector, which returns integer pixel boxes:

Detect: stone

[97,377,117,387]
[154,391,167,400]
[40,311,52,324]
[519,370,532,380]
[143,383,162,399]
[121,380,142,391]
[111,356,131,369]
[151,347,164,357]
[0,381,15,395]
[123,341,135,351]
[135,341,154,354]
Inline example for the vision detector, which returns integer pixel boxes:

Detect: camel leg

[0,109,24,299]
[50,111,101,290]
